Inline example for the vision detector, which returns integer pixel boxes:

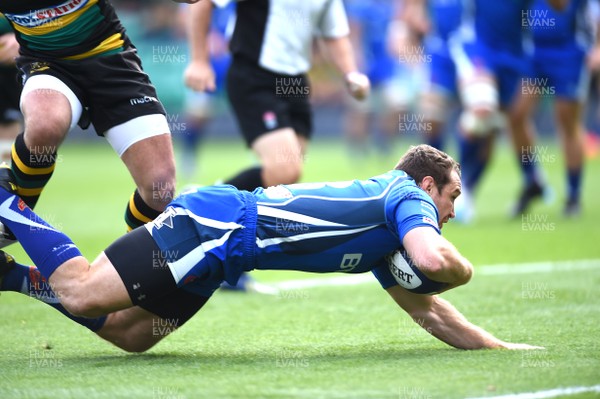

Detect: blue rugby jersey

[252,171,440,285]
[147,170,440,291]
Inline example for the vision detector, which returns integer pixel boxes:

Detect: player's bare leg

[97,307,178,353]
[508,82,552,216]
[252,127,306,187]
[14,88,72,208]
[121,133,176,213]
[45,253,133,318]
[555,99,584,216]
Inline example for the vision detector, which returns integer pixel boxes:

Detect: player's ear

[418,176,436,195]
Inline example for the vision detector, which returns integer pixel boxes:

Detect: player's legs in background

[507,80,550,216]
[120,134,176,230]
[225,127,306,190]
[105,116,176,231]
[454,72,501,223]
[12,76,77,209]
[179,91,212,184]
[555,98,585,216]
[420,89,451,151]
[343,94,372,159]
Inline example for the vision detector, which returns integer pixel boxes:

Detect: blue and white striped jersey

[149,170,440,291]
[252,170,440,284]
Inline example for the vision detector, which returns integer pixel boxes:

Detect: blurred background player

[178,2,234,183]
[184,0,370,290]
[342,0,411,159]
[445,0,566,222]
[184,0,370,193]
[509,0,595,217]
[402,0,463,153]
[0,16,21,163]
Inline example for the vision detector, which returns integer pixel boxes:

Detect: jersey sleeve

[371,183,441,290]
[371,259,399,290]
[317,0,351,38]
[387,184,441,242]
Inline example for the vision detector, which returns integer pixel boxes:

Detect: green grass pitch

[0,137,598,399]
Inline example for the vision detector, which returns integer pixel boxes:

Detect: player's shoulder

[377,170,435,205]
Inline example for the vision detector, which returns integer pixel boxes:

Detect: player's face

[429,170,461,229]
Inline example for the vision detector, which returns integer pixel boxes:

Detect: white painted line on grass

[270,259,600,291]
[466,384,600,399]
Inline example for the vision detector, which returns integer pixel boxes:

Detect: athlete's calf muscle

[49,254,133,318]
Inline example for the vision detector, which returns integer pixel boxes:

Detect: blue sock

[567,168,582,202]
[519,149,542,186]
[459,137,488,191]
[0,193,82,280]
[1,261,106,332]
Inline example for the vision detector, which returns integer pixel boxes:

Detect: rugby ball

[386,249,448,295]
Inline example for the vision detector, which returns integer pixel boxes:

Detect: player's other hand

[500,342,545,350]
[184,60,216,92]
[0,33,19,65]
[345,71,370,101]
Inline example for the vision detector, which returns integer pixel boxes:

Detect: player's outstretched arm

[385,286,544,350]
[402,227,473,291]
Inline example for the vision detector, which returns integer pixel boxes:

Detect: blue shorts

[451,39,531,106]
[530,44,589,101]
[146,185,257,297]
[425,49,458,97]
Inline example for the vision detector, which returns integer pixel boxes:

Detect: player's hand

[184,60,216,92]
[0,33,19,65]
[171,0,203,3]
[500,342,545,350]
[345,71,370,101]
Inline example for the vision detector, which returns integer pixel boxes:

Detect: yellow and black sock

[10,133,56,209]
[125,189,162,231]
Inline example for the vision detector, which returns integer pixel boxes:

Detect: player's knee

[459,108,504,137]
[23,100,70,148]
[61,289,107,319]
[113,338,158,353]
[459,77,503,137]
[264,161,303,185]
[24,115,69,149]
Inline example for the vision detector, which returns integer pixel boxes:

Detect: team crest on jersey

[263,111,278,130]
[153,207,177,229]
[4,0,89,28]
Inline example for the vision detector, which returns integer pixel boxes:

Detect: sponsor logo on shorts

[4,0,88,28]
[129,95,159,106]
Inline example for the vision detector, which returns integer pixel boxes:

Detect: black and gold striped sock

[125,189,162,231]
[10,133,56,209]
